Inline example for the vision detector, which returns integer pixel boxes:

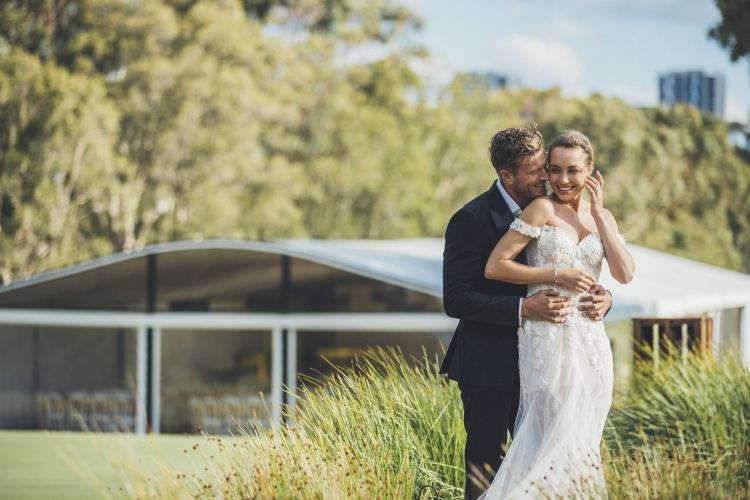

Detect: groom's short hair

[489,126,545,174]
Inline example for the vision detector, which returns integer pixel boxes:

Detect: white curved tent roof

[1,238,749,320]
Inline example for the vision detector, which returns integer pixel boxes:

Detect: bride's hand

[585,170,605,217]
[557,268,596,293]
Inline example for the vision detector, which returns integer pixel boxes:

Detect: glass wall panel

[160,329,272,434]
[290,259,442,312]
[0,258,146,311]
[156,251,283,312]
[0,251,442,314]
[719,307,742,361]
[0,325,137,431]
[296,330,448,383]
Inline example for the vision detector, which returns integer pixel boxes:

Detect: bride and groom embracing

[440,127,635,499]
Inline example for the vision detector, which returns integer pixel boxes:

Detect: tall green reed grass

[129,347,465,498]
[606,346,750,450]
[604,346,750,498]
[127,346,750,499]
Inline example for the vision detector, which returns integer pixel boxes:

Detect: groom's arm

[443,209,521,327]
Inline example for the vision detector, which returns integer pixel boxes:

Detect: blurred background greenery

[1,0,749,285]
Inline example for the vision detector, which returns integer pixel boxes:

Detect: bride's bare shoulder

[520,197,555,225]
[525,197,556,215]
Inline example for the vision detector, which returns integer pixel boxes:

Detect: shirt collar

[495,179,521,214]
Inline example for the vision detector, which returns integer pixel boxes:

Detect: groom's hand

[578,284,612,321]
[521,289,572,323]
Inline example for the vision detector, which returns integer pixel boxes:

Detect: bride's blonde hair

[548,130,594,170]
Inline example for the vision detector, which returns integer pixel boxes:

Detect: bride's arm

[595,209,634,283]
[484,198,556,285]
[586,172,635,284]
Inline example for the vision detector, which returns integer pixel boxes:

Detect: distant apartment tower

[459,72,520,94]
[659,71,725,118]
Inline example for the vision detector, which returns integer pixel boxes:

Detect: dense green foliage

[126,348,750,498]
[1,0,749,284]
[709,0,750,65]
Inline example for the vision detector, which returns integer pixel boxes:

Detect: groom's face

[501,149,548,207]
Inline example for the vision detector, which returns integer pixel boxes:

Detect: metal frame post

[271,326,283,425]
[149,326,162,434]
[741,305,750,369]
[135,325,148,434]
[652,323,660,369]
[285,328,298,419]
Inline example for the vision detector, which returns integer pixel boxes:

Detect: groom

[440,126,612,500]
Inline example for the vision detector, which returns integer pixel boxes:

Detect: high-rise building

[658,71,725,118]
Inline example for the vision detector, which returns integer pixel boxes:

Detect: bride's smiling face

[547,147,592,202]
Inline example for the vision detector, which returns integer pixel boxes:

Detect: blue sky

[401,0,750,122]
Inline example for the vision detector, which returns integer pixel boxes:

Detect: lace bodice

[509,218,612,298]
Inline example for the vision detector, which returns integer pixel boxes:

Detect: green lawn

[0,430,218,499]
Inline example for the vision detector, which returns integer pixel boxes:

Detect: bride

[480,130,635,498]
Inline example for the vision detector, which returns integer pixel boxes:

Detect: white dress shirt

[496,179,522,216]
[495,179,524,323]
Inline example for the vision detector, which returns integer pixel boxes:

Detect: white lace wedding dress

[480,219,618,499]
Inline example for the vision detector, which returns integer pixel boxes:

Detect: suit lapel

[487,181,528,265]
[487,182,515,238]
[490,207,514,237]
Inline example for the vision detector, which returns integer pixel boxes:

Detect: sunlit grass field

[0,430,219,499]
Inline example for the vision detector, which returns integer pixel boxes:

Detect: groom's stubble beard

[500,177,541,209]
[500,155,549,209]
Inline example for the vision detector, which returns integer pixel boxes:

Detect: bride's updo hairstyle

[547,130,595,171]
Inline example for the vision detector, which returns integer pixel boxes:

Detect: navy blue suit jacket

[440,182,527,387]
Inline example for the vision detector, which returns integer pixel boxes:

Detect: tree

[709,0,750,68]
[0,50,121,281]
[240,0,421,43]
[2,0,750,283]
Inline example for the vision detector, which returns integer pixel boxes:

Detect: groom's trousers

[459,381,520,500]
